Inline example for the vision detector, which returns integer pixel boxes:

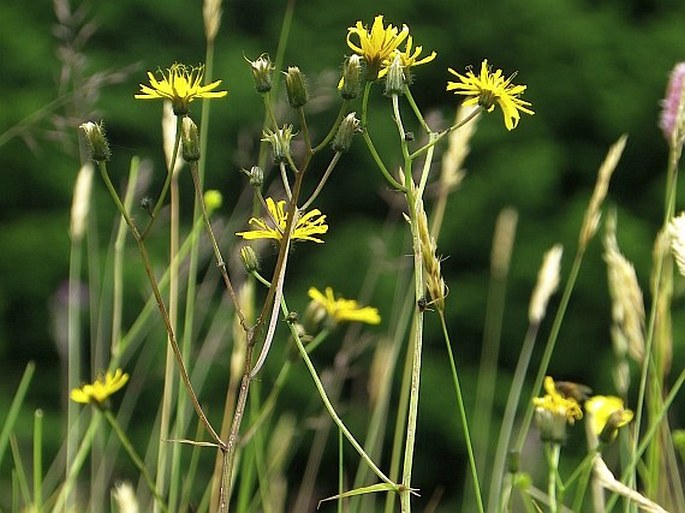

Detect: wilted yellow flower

[346,15,409,80]
[236,197,328,243]
[70,369,129,406]
[585,395,634,444]
[533,376,583,442]
[135,63,227,115]
[447,59,534,131]
[307,286,381,326]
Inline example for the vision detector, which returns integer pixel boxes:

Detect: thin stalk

[312,101,349,154]
[33,409,43,512]
[490,321,541,513]
[409,108,482,161]
[66,207,83,513]
[51,412,102,513]
[0,362,35,468]
[142,116,182,238]
[404,88,432,134]
[546,443,561,513]
[512,247,585,454]
[360,82,404,191]
[287,304,396,487]
[399,187,424,513]
[111,158,140,359]
[300,151,342,211]
[97,162,223,447]
[156,166,181,513]
[438,311,485,513]
[279,161,293,200]
[606,366,685,512]
[190,164,248,330]
[104,409,168,513]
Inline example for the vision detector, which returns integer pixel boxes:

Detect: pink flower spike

[659,62,685,143]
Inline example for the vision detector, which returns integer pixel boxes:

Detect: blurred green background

[1,0,684,510]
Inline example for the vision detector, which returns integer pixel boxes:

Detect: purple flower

[659,62,685,143]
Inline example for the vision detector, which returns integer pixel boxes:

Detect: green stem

[399,186,424,513]
[547,443,561,513]
[438,311,485,513]
[300,151,342,211]
[33,409,43,512]
[491,321,541,513]
[286,301,396,487]
[104,409,168,513]
[360,82,405,191]
[97,161,224,448]
[409,108,482,161]
[513,247,585,454]
[142,115,182,238]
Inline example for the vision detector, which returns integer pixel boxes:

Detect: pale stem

[300,151,342,211]
[279,161,293,200]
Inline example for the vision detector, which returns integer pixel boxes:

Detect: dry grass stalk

[528,244,563,324]
[579,135,628,249]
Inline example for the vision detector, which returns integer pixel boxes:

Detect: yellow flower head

[346,15,409,80]
[533,376,583,443]
[307,286,381,326]
[135,63,227,116]
[585,395,634,444]
[446,59,534,131]
[236,197,328,244]
[385,36,436,77]
[70,369,129,407]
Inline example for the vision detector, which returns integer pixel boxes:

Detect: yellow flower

[585,395,634,443]
[70,369,129,406]
[236,197,328,243]
[346,15,409,80]
[385,36,436,75]
[307,286,381,325]
[533,376,583,442]
[135,63,227,115]
[446,59,534,131]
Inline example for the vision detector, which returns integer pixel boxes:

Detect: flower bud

[240,245,259,273]
[181,116,201,162]
[80,121,111,162]
[242,165,264,188]
[283,66,309,108]
[261,125,295,163]
[203,189,222,214]
[384,53,405,96]
[340,55,363,100]
[246,53,274,93]
[332,112,361,153]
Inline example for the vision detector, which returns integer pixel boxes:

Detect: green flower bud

[246,53,274,93]
[340,55,363,100]
[332,112,361,153]
[181,116,201,162]
[283,66,309,108]
[240,245,259,273]
[80,121,111,162]
[384,53,405,96]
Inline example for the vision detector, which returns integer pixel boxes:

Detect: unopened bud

[283,66,309,108]
[332,112,361,153]
[242,165,264,188]
[246,53,274,93]
[240,245,259,273]
[384,53,405,96]
[340,55,363,100]
[181,117,201,162]
[80,121,111,162]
